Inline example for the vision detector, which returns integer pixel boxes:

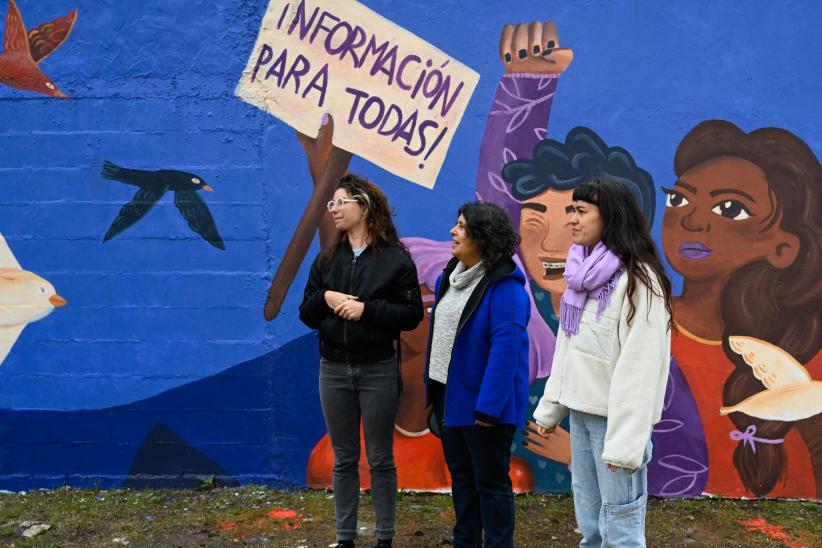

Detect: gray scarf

[449,261,486,289]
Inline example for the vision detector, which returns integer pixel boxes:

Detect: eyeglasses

[326,198,359,211]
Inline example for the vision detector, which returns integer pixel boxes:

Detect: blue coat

[425,257,531,427]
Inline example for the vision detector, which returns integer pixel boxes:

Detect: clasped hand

[324,290,364,321]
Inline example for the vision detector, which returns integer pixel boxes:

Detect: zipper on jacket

[344,255,357,365]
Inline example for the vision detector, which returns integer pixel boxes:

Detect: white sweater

[533,270,671,470]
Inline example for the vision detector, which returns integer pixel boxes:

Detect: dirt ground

[0,486,818,547]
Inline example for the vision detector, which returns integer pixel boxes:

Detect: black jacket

[299,240,424,363]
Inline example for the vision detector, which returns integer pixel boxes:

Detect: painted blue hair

[501,126,656,226]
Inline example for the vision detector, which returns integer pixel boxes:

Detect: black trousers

[431,381,516,548]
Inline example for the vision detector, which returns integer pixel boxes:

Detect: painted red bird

[0,0,77,98]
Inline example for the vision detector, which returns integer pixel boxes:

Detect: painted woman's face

[662,156,799,284]
[518,188,575,295]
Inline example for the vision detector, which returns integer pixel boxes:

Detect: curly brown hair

[457,202,521,267]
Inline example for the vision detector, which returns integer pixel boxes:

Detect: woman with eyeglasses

[299,174,423,548]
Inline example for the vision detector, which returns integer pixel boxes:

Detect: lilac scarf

[560,242,623,336]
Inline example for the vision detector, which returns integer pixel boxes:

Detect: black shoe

[373,540,392,548]
[336,541,355,548]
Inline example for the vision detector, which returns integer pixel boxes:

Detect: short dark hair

[501,126,656,226]
[457,202,521,266]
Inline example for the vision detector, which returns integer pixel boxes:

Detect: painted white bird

[0,233,66,365]
[720,335,822,421]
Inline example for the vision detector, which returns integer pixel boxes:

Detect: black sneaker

[336,541,355,548]
[373,540,392,548]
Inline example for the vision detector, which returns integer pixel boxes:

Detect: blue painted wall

[0,0,820,490]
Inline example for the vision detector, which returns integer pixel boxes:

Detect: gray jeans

[319,357,399,541]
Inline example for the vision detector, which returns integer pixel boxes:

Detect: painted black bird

[101,161,225,250]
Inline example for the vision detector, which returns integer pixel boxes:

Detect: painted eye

[45,82,55,90]
[39,287,47,294]
[191,177,201,184]
[664,189,689,208]
[712,200,751,220]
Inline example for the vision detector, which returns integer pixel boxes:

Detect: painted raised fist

[499,21,573,74]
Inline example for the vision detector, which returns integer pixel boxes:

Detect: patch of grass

[0,487,817,547]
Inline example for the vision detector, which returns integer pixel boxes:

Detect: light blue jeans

[569,410,652,548]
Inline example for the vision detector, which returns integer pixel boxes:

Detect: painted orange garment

[673,326,820,498]
[307,430,535,493]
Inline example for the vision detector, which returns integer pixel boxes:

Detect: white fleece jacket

[533,269,671,470]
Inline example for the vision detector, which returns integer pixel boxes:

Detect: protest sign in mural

[235,0,480,188]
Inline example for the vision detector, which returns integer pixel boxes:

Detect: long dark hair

[458,202,521,266]
[573,178,674,330]
[320,174,408,267]
[675,120,822,497]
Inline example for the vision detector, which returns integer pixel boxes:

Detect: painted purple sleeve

[473,73,559,226]
[474,74,560,383]
[647,356,709,498]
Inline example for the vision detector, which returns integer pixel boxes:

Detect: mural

[661,120,822,498]
[247,0,482,319]
[263,115,351,320]
[0,0,76,98]
[0,233,66,365]
[499,126,671,492]
[723,337,822,422]
[100,161,225,250]
[0,0,820,502]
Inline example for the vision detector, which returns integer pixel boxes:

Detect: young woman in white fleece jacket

[533,179,673,548]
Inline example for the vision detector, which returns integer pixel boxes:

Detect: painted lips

[679,241,712,260]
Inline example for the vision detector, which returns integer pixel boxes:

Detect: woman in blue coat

[426,201,530,548]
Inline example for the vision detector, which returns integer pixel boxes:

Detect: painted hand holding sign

[235,0,480,188]
[237,0,481,320]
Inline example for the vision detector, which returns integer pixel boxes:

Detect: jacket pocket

[461,344,489,392]
[571,314,616,362]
